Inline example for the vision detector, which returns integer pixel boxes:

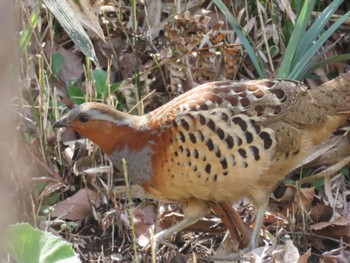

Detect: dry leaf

[52,188,100,220]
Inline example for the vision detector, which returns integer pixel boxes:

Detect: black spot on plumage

[196,130,204,142]
[273,106,282,114]
[225,135,234,149]
[232,117,248,131]
[180,119,190,131]
[198,114,206,125]
[178,146,183,152]
[203,156,207,161]
[264,81,275,88]
[223,171,228,176]
[216,127,225,140]
[221,112,229,121]
[238,149,247,159]
[206,139,214,151]
[185,148,190,157]
[179,131,185,143]
[242,161,248,168]
[215,149,221,158]
[220,158,228,169]
[259,131,273,150]
[245,131,253,143]
[271,89,286,102]
[199,103,208,110]
[285,151,289,159]
[228,154,236,165]
[237,137,242,146]
[255,105,264,116]
[193,165,198,172]
[249,146,260,161]
[240,97,250,108]
[205,164,211,174]
[189,133,196,144]
[225,95,238,107]
[174,152,178,157]
[251,121,261,133]
[193,149,199,159]
[232,85,246,92]
[209,94,223,104]
[293,149,300,155]
[212,174,218,181]
[173,121,178,128]
[207,119,216,131]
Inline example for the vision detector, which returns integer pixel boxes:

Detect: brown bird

[54,73,350,253]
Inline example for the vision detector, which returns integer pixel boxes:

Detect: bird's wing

[148,79,308,128]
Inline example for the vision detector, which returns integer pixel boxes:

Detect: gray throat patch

[108,145,153,184]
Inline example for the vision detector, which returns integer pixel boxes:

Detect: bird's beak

[53,118,70,128]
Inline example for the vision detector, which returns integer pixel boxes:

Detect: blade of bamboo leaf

[303,54,350,78]
[277,0,315,79]
[214,0,266,78]
[294,0,343,63]
[290,11,350,79]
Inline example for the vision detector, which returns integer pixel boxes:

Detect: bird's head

[53,102,150,154]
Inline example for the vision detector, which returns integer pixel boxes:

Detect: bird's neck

[75,114,156,184]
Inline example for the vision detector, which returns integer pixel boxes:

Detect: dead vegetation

[11,0,350,262]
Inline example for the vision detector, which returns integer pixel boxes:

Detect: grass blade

[214,0,266,78]
[290,11,350,79]
[294,0,343,63]
[277,0,316,79]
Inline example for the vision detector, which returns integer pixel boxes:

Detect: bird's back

[143,75,350,205]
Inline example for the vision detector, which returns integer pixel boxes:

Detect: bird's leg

[248,198,269,250]
[151,199,208,263]
[209,198,269,261]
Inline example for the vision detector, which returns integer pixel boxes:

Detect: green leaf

[341,166,350,182]
[6,223,80,263]
[277,0,316,78]
[52,53,65,76]
[289,10,350,79]
[68,86,85,105]
[43,0,99,66]
[20,6,40,52]
[294,0,343,64]
[280,178,295,185]
[310,177,325,190]
[214,0,266,78]
[109,82,120,94]
[93,69,108,96]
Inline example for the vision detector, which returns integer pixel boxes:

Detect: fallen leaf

[52,188,99,220]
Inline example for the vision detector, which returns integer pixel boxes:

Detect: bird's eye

[78,114,89,123]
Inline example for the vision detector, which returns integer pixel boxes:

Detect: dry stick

[298,155,350,184]
[128,89,156,114]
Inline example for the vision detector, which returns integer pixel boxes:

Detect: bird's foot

[147,231,178,263]
[208,248,253,262]
[209,244,272,262]
[151,230,178,250]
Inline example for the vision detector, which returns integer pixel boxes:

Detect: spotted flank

[154,109,276,201]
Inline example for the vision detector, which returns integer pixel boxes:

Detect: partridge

[54,73,350,252]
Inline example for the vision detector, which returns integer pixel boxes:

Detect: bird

[54,72,350,255]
